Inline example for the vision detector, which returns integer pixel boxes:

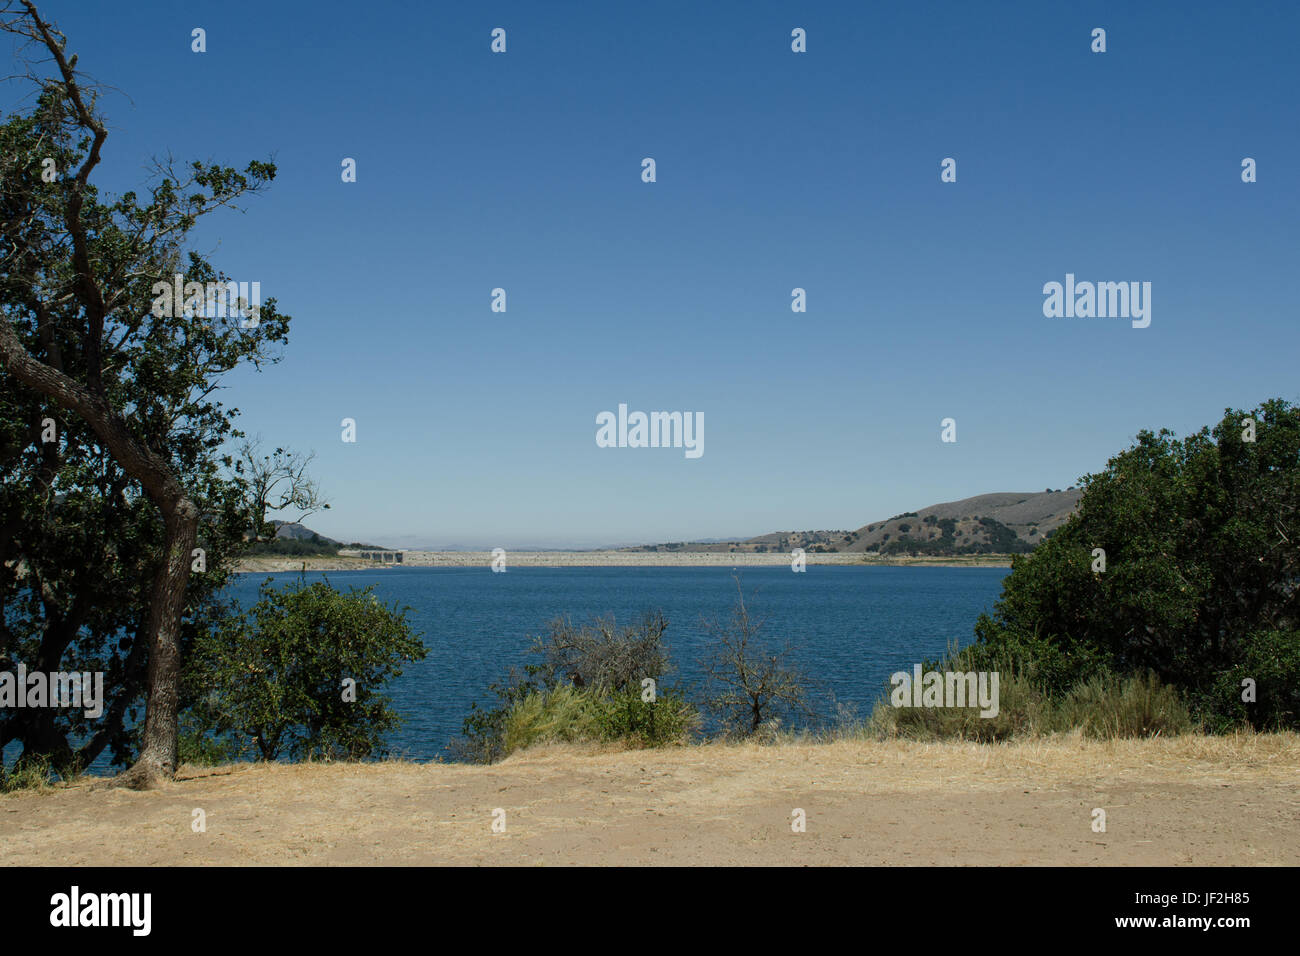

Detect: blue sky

[7,1,1299,547]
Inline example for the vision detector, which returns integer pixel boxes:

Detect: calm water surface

[222,565,1009,759]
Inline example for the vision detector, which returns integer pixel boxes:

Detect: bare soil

[3,734,1295,866]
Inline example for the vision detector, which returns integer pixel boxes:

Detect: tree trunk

[116,499,198,788]
[0,321,195,789]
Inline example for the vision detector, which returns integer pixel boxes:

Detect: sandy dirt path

[2,735,1296,866]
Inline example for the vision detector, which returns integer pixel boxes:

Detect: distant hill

[269,493,1083,559]
[627,490,1083,556]
[242,521,389,556]
[270,520,340,545]
[837,490,1082,555]
[269,522,345,546]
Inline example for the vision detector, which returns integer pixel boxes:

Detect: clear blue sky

[9,1,1299,547]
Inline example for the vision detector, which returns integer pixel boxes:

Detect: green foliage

[183,579,426,761]
[1197,629,1300,732]
[499,685,604,753]
[959,615,1110,697]
[0,753,56,792]
[880,516,1032,556]
[0,34,300,774]
[965,399,1300,730]
[496,685,699,757]
[1054,671,1194,738]
[865,667,1192,741]
[973,516,1032,553]
[455,612,698,763]
[589,686,699,746]
[866,664,1037,741]
[177,716,243,767]
[453,663,545,764]
[242,535,338,556]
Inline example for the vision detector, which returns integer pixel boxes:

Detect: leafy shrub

[968,399,1300,730]
[593,687,699,745]
[457,611,697,762]
[184,579,426,761]
[1198,629,1300,732]
[500,685,604,753]
[497,685,699,757]
[865,665,1046,742]
[177,710,245,767]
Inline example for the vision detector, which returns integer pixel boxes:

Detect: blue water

[222,565,1008,759]
[11,565,1008,773]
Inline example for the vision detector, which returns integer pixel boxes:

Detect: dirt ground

[2,734,1296,866]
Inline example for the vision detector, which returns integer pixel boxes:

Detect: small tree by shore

[907,399,1300,736]
[183,579,426,761]
[701,576,812,737]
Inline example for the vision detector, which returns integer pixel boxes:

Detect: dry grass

[2,733,1295,866]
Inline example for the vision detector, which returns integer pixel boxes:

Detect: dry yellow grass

[2,734,1296,866]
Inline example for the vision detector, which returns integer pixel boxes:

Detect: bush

[1055,671,1193,738]
[591,686,700,746]
[864,664,1046,742]
[184,578,426,761]
[177,710,245,767]
[967,400,1300,730]
[500,685,604,754]
[702,576,812,736]
[457,611,698,762]
[1198,629,1300,732]
[864,664,1192,741]
[532,612,670,695]
[497,685,699,757]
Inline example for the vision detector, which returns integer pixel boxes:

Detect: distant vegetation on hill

[241,521,388,556]
[839,490,1081,554]
[877,515,1033,556]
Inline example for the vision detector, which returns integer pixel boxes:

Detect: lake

[223,564,1010,759]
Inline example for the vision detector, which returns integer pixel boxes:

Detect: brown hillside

[839,489,1083,553]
